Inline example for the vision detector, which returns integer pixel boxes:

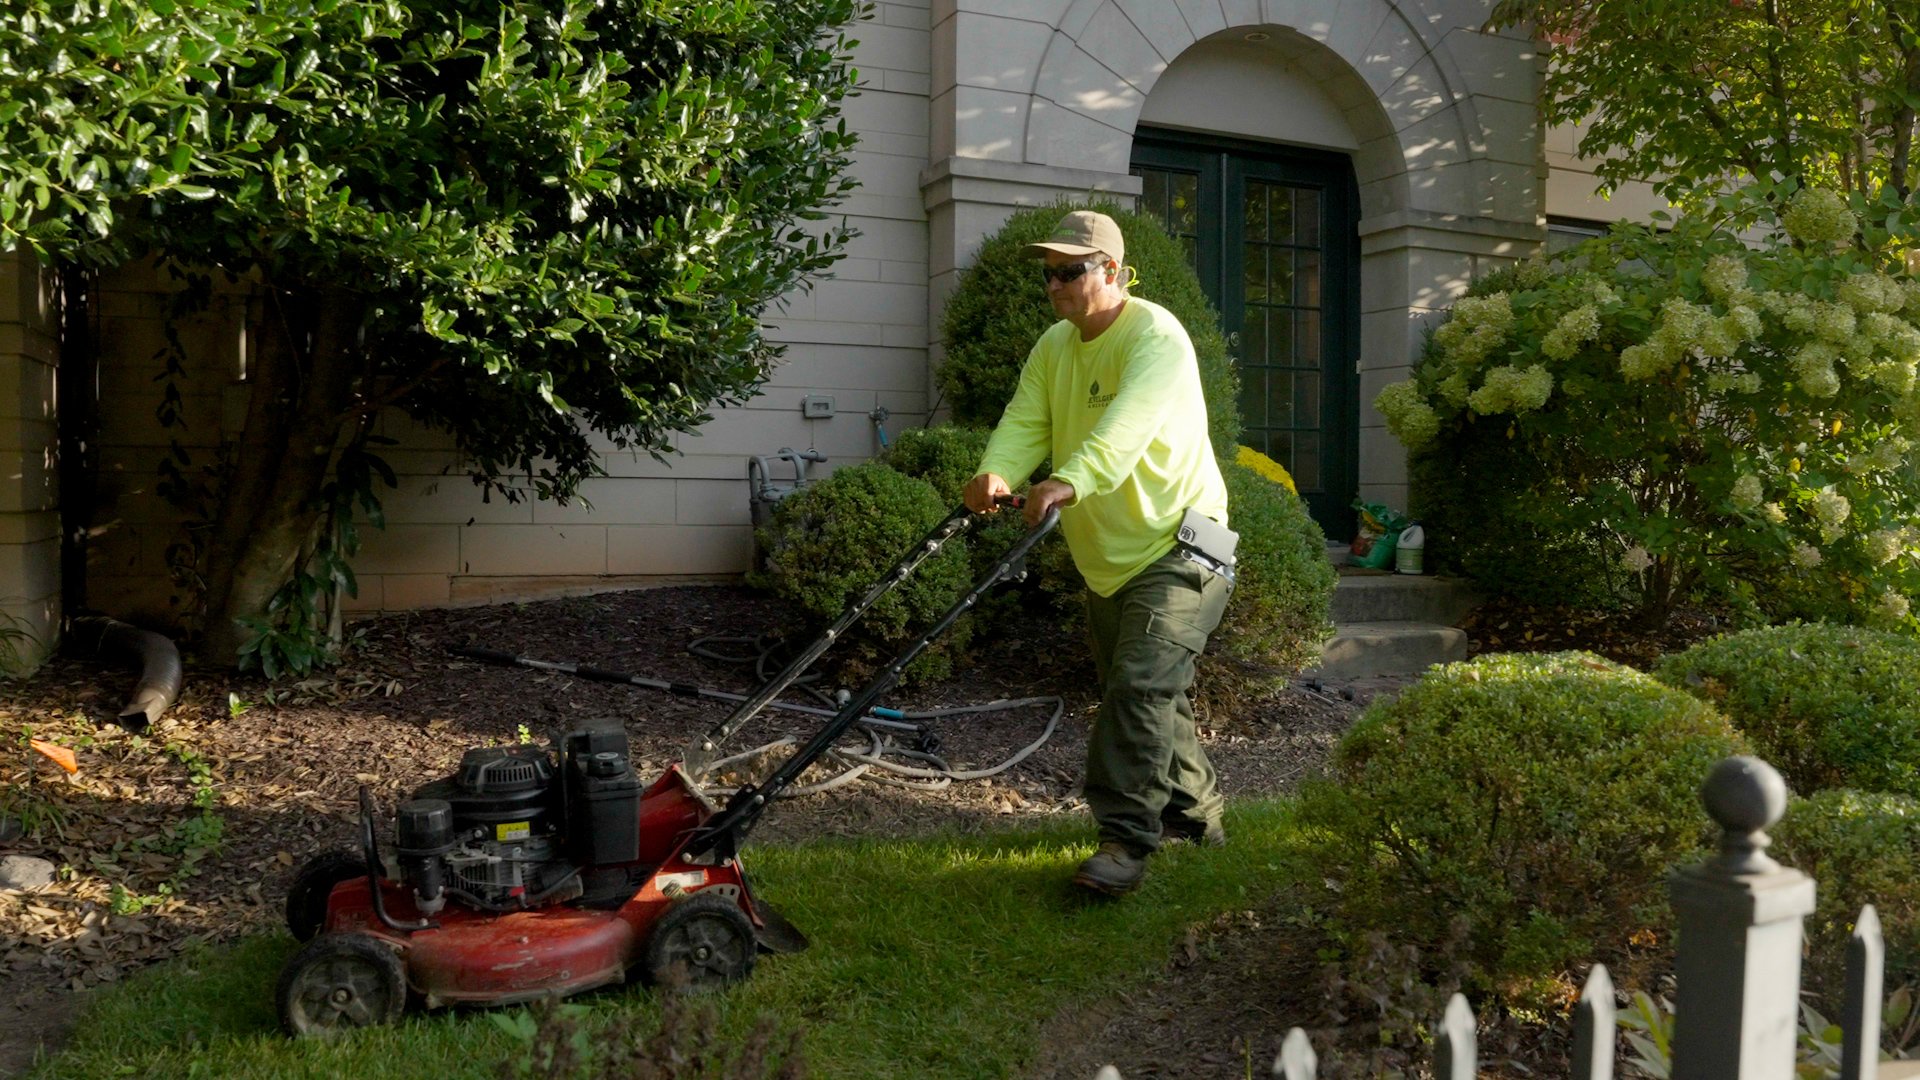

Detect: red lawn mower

[276,499,1057,1037]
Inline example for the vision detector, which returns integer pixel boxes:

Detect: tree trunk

[200,287,366,666]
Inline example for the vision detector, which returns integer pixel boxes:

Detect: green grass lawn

[29,800,1303,1080]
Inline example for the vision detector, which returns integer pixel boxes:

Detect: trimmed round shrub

[748,462,973,683]
[1297,651,1746,1002]
[1773,789,1920,998]
[1195,460,1335,715]
[882,425,992,504]
[1655,623,1920,798]
[937,199,1242,463]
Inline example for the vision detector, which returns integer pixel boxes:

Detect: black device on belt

[1174,508,1239,585]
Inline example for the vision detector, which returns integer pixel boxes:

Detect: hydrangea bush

[1377,185,1920,626]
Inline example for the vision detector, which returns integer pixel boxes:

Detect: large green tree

[1492,0,1920,210]
[0,0,861,666]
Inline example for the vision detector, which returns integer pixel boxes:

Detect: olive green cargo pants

[1083,550,1231,856]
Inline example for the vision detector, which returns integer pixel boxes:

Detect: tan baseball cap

[1022,210,1124,266]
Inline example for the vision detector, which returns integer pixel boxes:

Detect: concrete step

[1308,622,1469,681]
[1330,573,1478,626]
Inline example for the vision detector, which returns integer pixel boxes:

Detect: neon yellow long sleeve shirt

[974,297,1229,597]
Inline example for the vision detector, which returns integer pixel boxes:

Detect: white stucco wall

[0,250,58,673]
[1137,37,1359,151]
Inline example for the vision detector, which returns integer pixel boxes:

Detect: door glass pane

[1272,186,1294,248]
[1238,368,1265,429]
[1171,173,1198,236]
[1294,249,1320,306]
[1243,246,1267,303]
[1269,309,1293,363]
[1268,372,1295,428]
[1295,310,1321,363]
[1140,169,1166,221]
[1241,309,1266,365]
[1296,371,1321,426]
[1295,188,1320,246]
[1268,430,1294,473]
[1244,183,1267,242]
[1293,431,1322,492]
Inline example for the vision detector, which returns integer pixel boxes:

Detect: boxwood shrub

[1655,623,1920,798]
[1773,789,1920,999]
[1196,460,1335,713]
[1297,652,1745,1002]
[748,462,974,683]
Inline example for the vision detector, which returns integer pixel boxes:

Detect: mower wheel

[642,893,756,991]
[276,933,408,1038]
[285,849,369,942]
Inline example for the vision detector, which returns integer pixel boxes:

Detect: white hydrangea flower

[1433,292,1516,370]
[1723,306,1762,344]
[1374,381,1441,449]
[1781,188,1857,247]
[1793,542,1824,568]
[1762,502,1788,524]
[1865,529,1905,566]
[1730,473,1763,510]
[1792,343,1842,397]
[1468,364,1554,414]
[1875,589,1911,622]
[1814,302,1858,344]
[1537,303,1601,362]
[1703,254,1749,301]
[1813,486,1852,529]
[1622,546,1653,572]
[1838,273,1906,314]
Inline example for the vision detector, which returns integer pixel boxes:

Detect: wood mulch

[0,581,1717,1078]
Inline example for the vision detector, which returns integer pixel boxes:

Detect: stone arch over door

[923,0,1543,506]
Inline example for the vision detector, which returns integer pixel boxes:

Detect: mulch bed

[0,583,1363,1076]
[0,582,1720,1077]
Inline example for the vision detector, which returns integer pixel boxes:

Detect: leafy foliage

[1378,188,1920,626]
[936,199,1241,463]
[1297,652,1745,1004]
[1775,788,1920,1003]
[748,462,974,683]
[1657,623,1920,798]
[1490,0,1920,212]
[0,0,863,667]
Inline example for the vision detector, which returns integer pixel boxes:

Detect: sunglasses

[1040,260,1105,285]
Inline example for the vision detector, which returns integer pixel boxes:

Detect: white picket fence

[1097,756,1915,1080]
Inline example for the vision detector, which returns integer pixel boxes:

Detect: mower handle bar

[685,504,1060,859]
[683,495,1032,776]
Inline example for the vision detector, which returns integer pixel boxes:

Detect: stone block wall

[0,251,58,673]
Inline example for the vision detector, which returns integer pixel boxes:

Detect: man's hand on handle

[1022,478,1074,528]
[963,473,1011,514]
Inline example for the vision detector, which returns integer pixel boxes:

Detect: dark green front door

[1131,129,1358,540]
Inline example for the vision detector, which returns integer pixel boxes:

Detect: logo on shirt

[1087,380,1115,407]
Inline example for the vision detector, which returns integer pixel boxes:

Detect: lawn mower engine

[277,718,793,1038]
[396,726,643,915]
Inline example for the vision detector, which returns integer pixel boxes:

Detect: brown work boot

[1072,842,1148,896]
[1160,821,1227,849]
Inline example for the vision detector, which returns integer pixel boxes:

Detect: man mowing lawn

[963,209,1235,897]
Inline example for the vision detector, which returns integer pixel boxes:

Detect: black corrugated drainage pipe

[68,616,183,732]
